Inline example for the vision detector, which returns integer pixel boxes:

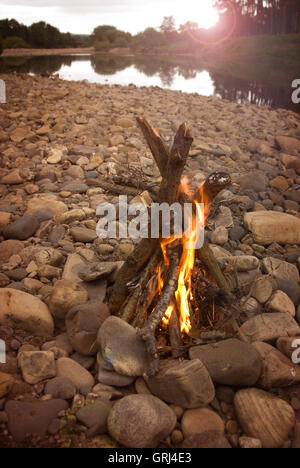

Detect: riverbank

[2,34,299,88]
[2,47,95,57]
[0,74,300,448]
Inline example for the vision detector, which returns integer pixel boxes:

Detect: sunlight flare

[174,0,219,29]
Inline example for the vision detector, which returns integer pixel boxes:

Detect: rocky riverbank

[0,73,300,448]
[2,48,95,57]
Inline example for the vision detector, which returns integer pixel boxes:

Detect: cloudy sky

[0,0,219,35]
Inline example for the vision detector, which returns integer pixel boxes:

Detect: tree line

[88,1,300,54]
[0,1,299,55]
[0,18,78,50]
[214,0,300,36]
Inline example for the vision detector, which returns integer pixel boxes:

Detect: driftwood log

[108,117,242,376]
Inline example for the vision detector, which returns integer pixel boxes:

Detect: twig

[169,302,183,358]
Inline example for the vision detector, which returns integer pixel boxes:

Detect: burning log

[168,303,184,359]
[108,117,239,376]
[137,247,180,376]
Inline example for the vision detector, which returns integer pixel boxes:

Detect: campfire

[108,118,239,376]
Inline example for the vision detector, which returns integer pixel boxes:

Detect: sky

[0,0,220,35]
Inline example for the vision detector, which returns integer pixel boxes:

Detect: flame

[162,303,174,328]
[174,186,203,334]
[158,176,210,335]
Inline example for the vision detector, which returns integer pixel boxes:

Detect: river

[0,53,298,112]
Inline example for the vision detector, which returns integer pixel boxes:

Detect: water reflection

[0,54,298,112]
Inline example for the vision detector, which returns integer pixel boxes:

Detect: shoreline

[0,73,299,448]
[1,47,96,57]
[1,47,205,59]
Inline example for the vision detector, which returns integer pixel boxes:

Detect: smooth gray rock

[276,279,300,306]
[66,300,110,356]
[44,376,76,400]
[5,399,68,442]
[70,226,97,243]
[107,394,176,448]
[189,339,262,386]
[76,400,112,434]
[146,360,215,409]
[180,431,232,448]
[18,351,56,384]
[97,316,149,376]
[98,367,135,387]
[62,183,88,193]
[263,257,299,283]
[239,313,299,343]
[240,172,266,192]
[3,214,40,240]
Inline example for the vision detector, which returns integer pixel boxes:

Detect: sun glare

[174,0,219,30]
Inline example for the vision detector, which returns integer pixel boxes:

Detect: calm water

[0,54,299,112]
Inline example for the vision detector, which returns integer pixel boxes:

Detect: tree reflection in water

[210,72,299,112]
[0,54,298,112]
[0,55,75,75]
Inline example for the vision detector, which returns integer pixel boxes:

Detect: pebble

[240,313,299,343]
[249,209,300,244]
[18,350,56,384]
[44,376,76,400]
[234,388,295,448]
[252,341,300,388]
[3,214,40,240]
[97,316,149,376]
[146,359,215,408]
[76,400,112,434]
[189,339,262,386]
[180,431,232,448]
[239,436,262,449]
[107,394,176,448]
[266,290,296,317]
[65,300,109,355]
[98,367,135,387]
[0,288,54,337]
[47,280,89,320]
[211,226,228,245]
[251,276,273,303]
[181,408,225,439]
[5,399,68,442]
[262,257,300,283]
[56,357,95,390]
[0,372,15,398]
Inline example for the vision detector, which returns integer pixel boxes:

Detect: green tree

[92,25,132,48]
[214,0,300,36]
[160,16,176,34]
[133,28,165,48]
[159,16,179,44]
[3,36,30,48]
[179,21,199,33]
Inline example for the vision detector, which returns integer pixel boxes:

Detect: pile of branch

[108,118,243,376]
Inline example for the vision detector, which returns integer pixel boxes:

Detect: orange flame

[158,176,210,335]
[162,303,174,328]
